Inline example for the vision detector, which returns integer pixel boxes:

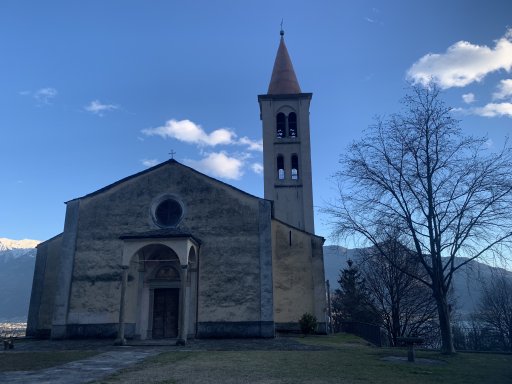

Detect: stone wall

[271,219,327,333]
[64,161,272,337]
[26,234,62,337]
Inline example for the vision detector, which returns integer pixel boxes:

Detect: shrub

[299,313,317,336]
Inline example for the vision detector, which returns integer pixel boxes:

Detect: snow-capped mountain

[0,238,39,320]
[0,238,40,261]
[0,237,40,251]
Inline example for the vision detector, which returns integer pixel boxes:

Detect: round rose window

[154,198,183,227]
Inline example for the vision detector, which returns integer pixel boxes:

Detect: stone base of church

[44,321,328,339]
[51,323,136,339]
[26,328,51,339]
[196,321,275,338]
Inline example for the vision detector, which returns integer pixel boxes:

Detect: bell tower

[258,30,315,233]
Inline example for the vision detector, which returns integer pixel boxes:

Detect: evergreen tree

[332,259,381,327]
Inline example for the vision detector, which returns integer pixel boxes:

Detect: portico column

[176,264,189,346]
[115,265,129,346]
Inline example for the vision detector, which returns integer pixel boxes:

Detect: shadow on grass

[97,334,512,384]
[0,351,99,372]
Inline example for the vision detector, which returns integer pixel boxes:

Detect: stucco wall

[259,94,315,233]
[66,162,267,332]
[27,234,62,337]
[271,219,326,330]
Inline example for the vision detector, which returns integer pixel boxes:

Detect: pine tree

[333,259,380,326]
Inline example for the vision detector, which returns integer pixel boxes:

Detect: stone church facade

[27,31,327,343]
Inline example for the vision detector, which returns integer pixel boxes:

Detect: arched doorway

[119,235,200,342]
[138,244,181,339]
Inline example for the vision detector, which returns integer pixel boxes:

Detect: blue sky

[1,1,512,243]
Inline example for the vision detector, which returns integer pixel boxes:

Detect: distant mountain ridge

[0,238,39,321]
[0,238,510,322]
[0,238,40,251]
[323,245,512,317]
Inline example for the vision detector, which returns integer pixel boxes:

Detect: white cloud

[20,87,58,104]
[142,119,235,147]
[84,100,118,116]
[472,102,512,117]
[251,163,264,175]
[184,152,244,180]
[364,17,375,23]
[462,93,475,104]
[142,119,263,178]
[493,79,512,100]
[34,87,58,104]
[407,29,512,88]
[238,136,263,152]
[142,119,262,151]
[141,159,159,167]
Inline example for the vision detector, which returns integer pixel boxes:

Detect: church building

[27,31,327,343]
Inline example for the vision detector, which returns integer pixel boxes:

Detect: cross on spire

[169,150,176,159]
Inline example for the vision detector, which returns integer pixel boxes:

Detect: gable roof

[36,232,63,247]
[66,159,270,204]
[272,217,325,241]
[120,228,201,245]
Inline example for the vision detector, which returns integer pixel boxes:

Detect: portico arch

[116,231,200,344]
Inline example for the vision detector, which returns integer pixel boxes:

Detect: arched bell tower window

[276,113,286,138]
[277,155,285,180]
[288,112,297,138]
[291,154,299,180]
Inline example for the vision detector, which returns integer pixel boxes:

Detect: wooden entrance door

[152,288,179,338]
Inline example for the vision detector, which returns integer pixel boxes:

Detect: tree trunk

[435,292,455,354]
[391,303,400,346]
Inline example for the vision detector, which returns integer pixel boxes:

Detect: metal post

[326,280,333,334]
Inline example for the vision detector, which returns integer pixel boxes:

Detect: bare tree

[360,237,438,346]
[477,270,512,351]
[327,85,512,354]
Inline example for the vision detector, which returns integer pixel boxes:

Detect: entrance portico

[115,229,199,345]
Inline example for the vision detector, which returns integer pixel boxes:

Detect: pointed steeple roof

[267,30,302,95]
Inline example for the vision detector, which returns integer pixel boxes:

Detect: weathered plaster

[63,162,265,337]
[271,219,327,332]
[27,234,63,337]
[258,200,274,337]
[51,200,80,339]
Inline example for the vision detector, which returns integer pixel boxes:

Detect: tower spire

[267,28,301,95]
[259,32,315,233]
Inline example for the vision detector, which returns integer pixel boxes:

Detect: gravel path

[0,348,159,384]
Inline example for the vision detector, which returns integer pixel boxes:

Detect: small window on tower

[277,155,285,180]
[276,113,286,138]
[288,112,297,138]
[291,154,299,180]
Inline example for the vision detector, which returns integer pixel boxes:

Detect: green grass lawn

[96,334,512,384]
[0,350,98,372]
